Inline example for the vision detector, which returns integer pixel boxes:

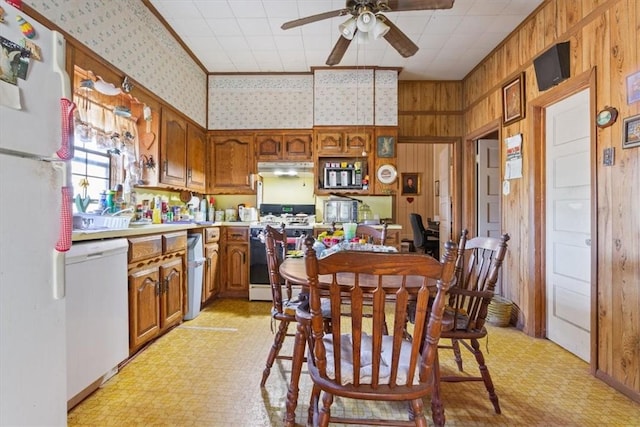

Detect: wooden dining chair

[299,239,458,426]
[430,229,510,426]
[355,223,388,245]
[261,225,331,387]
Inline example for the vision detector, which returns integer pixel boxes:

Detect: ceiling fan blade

[326,36,353,66]
[281,9,348,30]
[382,19,419,57]
[386,0,454,11]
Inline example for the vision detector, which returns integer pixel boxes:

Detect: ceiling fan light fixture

[356,10,377,32]
[371,16,390,39]
[356,29,372,44]
[339,17,357,40]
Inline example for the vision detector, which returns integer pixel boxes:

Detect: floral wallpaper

[208,75,314,130]
[375,70,398,126]
[27,0,207,127]
[314,69,374,126]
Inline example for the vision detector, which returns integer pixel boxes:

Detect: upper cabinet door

[186,123,206,193]
[160,108,187,187]
[283,132,312,160]
[255,133,283,161]
[208,133,255,194]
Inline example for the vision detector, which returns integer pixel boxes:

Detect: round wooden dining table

[279,256,437,290]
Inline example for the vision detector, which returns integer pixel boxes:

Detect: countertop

[72,222,402,242]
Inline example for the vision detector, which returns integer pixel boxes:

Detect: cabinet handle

[163,277,170,293]
[206,257,211,268]
[155,280,161,296]
[163,160,168,176]
[187,168,192,180]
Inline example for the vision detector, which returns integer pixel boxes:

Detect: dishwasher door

[65,238,129,406]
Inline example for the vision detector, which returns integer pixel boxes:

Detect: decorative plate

[376,164,397,184]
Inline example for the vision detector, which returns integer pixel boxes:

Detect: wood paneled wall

[397,0,639,401]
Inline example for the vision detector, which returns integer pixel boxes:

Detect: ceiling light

[356,10,376,33]
[339,17,357,40]
[356,30,372,45]
[371,16,390,39]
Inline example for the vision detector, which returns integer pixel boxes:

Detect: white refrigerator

[0,7,73,426]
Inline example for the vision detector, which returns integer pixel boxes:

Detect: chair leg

[451,338,464,371]
[284,321,307,427]
[408,399,428,426]
[430,351,446,427]
[318,391,333,427]
[308,384,321,427]
[470,338,501,414]
[260,319,289,387]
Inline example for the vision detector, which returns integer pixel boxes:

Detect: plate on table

[287,250,303,258]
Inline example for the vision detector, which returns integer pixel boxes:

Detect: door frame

[529,69,598,371]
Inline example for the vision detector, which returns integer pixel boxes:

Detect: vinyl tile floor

[68,299,640,426]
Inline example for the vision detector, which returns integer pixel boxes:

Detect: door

[160,257,184,330]
[436,145,452,251]
[477,139,501,238]
[160,108,187,187]
[545,89,591,362]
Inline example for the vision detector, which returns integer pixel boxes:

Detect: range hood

[257,161,314,177]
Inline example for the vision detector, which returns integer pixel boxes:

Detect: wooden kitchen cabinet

[208,132,255,194]
[315,127,373,156]
[219,226,249,298]
[186,123,207,193]
[201,227,220,304]
[127,231,187,355]
[159,108,207,192]
[159,108,187,188]
[256,130,313,161]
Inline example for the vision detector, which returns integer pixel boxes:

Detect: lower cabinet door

[128,266,161,352]
[202,243,219,303]
[160,257,184,330]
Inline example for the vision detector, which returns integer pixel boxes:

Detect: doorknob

[585,238,591,246]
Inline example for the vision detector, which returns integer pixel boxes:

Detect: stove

[249,204,316,301]
[250,203,315,236]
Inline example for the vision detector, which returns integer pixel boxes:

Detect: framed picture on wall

[502,72,526,125]
[622,114,640,149]
[401,173,420,195]
[627,70,640,104]
[376,136,395,158]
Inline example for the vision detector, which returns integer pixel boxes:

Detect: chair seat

[323,333,417,386]
[274,296,332,318]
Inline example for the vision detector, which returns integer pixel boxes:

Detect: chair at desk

[300,240,458,427]
[430,229,510,426]
[409,213,439,258]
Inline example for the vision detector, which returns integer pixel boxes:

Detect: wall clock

[596,106,618,128]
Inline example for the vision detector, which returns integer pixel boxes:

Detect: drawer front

[163,231,187,253]
[128,235,163,263]
[205,227,221,243]
[225,227,249,242]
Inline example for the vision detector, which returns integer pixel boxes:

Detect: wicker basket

[487,295,513,327]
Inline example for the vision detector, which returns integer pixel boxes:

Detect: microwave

[323,164,363,190]
[323,200,358,223]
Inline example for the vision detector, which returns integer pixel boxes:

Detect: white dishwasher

[65,238,129,407]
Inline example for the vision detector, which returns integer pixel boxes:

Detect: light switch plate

[603,147,614,166]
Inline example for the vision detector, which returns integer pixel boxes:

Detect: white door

[477,139,501,238]
[545,89,591,362]
[437,145,452,250]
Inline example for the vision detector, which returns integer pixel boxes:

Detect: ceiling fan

[281,0,455,66]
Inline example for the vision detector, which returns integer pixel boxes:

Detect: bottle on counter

[152,196,162,224]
